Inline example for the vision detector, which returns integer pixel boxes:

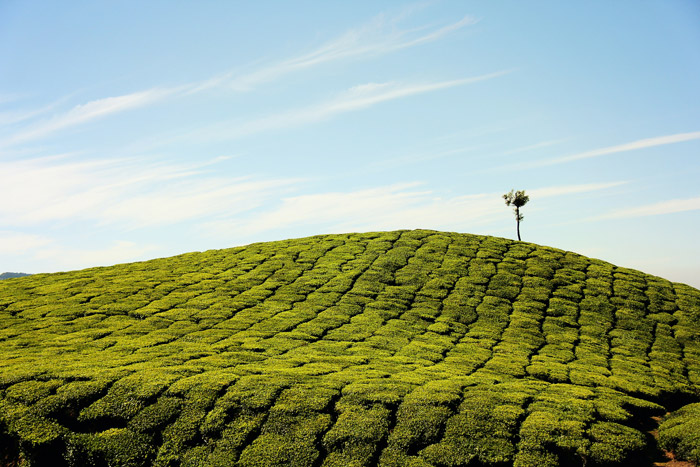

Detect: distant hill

[0,230,698,466]
[0,272,30,280]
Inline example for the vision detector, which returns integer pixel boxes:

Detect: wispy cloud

[0,99,67,127]
[597,196,700,220]
[203,183,435,239]
[331,73,509,110]
[187,72,511,142]
[34,240,157,272]
[510,131,700,169]
[0,231,53,255]
[499,139,564,156]
[202,181,623,241]
[101,177,297,229]
[0,155,298,229]
[222,14,478,92]
[2,9,477,148]
[2,88,179,147]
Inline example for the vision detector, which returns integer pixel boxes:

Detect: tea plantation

[1,230,699,467]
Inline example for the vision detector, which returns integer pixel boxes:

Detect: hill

[0,272,30,280]
[0,230,698,467]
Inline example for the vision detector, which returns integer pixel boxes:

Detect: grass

[0,229,698,466]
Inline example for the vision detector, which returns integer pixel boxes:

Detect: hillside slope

[0,230,699,467]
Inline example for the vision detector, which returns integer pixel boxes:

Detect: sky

[1,1,700,288]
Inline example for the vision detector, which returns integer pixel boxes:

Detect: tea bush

[0,230,698,466]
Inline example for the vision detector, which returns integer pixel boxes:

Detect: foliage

[658,402,700,464]
[0,229,698,466]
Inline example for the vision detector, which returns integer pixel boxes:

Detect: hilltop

[0,230,698,467]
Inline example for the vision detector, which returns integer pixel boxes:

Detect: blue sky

[1,1,700,288]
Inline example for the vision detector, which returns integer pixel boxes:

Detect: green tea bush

[0,230,698,466]
[322,402,390,465]
[66,428,155,467]
[588,421,646,465]
[658,402,700,464]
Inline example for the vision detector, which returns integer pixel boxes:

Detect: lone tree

[503,189,529,241]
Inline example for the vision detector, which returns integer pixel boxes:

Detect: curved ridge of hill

[0,230,699,467]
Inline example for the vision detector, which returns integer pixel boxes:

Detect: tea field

[0,230,699,466]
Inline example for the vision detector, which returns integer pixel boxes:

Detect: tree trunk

[516,208,521,241]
